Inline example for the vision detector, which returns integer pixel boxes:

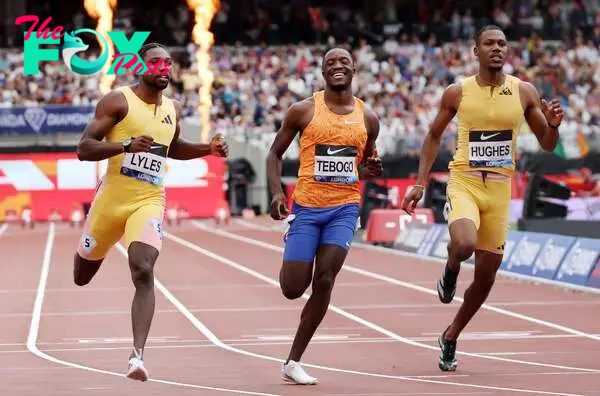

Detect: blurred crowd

[1,0,600,159]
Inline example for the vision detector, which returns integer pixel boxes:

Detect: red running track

[1,218,599,396]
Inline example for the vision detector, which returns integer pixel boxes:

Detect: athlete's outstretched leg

[281,203,358,385]
[438,249,502,371]
[445,249,502,340]
[128,242,159,360]
[286,244,346,363]
[122,204,163,382]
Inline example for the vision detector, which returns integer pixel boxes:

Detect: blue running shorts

[282,201,360,262]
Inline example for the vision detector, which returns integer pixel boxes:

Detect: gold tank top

[449,75,524,177]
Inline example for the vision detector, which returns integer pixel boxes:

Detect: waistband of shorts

[457,171,510,181]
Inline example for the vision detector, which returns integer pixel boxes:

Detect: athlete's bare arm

[415,83,460,186]
[267,99,314,198]
[77,91,134,161]
[266,99,314,219]
[402,83,460,213]
[360,104,382,180]
[520,81,563,152]
[167,100,228,159]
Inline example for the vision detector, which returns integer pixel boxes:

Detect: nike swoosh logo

[327,147,347,155]
[344,121,360,125]
[481,133,501,141]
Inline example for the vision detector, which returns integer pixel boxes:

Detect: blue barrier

[394,222,600,292]
[586,257,600,288]
[554,237,600,287]
[0,106,94,135]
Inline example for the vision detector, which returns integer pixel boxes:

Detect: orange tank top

[292,91,368,208]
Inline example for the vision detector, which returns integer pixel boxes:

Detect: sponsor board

[555,238,600,286]
[585,257,600,288]
[363,208,434,245]
[530,235,576,279]
[504,232,551,275]
[0,152,225,220]
[416,224,445,256]
[0,105,94,134]
[429,226,451,260]
[393,222,433,254]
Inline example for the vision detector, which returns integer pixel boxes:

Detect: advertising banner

[416,224,446,256]
[0,152,225,221]
[393,222,433,254]
[530,235,576,280]
[585,258,600,288]
[555,238,600,286]
[428,226,451,260]
[0,106,95,135]
[504,232,552,276]
[363,208,434,245]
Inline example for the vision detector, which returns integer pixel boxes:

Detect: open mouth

[331,71,345,79]
[156,75,169,83]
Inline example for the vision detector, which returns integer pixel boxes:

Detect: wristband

[413,184,426,189]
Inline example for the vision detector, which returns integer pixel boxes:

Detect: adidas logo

[499,87,512,95]
[161,115,173,125]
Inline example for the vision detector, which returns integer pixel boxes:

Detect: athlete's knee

[448,238,476,262]
[279,262,311,300]
[281,283,306,300]
[128,243,158,289]
[73,253,100,286]
[130,257,154,288]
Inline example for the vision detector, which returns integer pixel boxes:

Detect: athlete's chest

[302,113,367,185]
[461,87,523,129]
[121,105,176,144]
[117,105,176,186]
[303,112,367,147]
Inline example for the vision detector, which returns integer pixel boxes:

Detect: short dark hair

[322,47,354,68]
[476,25,504,44]
[138,42,166,60]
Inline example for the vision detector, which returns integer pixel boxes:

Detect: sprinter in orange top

[267,47,382,385]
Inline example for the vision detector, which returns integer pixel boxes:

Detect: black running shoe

[438,334,457,372]
[437,265,457,304]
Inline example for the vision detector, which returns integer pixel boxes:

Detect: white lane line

[191,222,600,364]
[157,232,591,396]
[0,223,9,237]
[203,221,600,343]
[26,223,280,396]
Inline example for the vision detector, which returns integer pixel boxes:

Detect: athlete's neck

[324,87,354,107]
[477,69,505,87]
[133,83,162,105]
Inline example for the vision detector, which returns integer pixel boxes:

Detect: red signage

[363,208,434,245]
[0,152,225,221]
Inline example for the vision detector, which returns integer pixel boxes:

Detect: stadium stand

[2,0,600,160]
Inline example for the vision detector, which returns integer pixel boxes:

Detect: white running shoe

[281,360,318,385]
[126,356,149,382]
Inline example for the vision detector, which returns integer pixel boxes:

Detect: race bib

[120,143,168,186]
[468,130,513,168]
[313,144,358,184]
